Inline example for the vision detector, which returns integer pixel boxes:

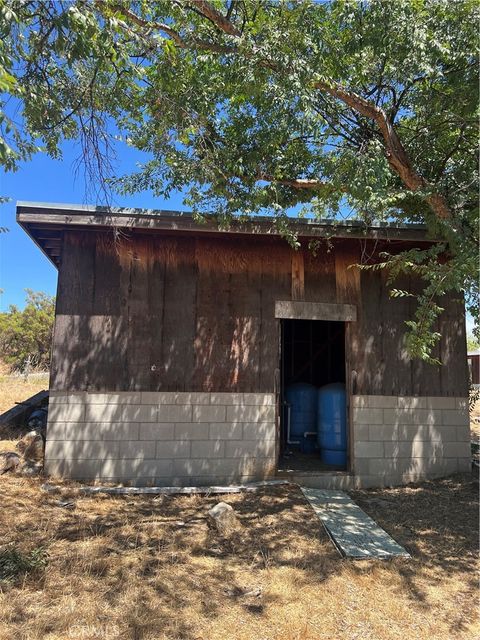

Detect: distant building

[468,350,480,387]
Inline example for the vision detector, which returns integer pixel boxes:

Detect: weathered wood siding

[51,230,468,396]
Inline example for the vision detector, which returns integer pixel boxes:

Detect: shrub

[0,290,55,372]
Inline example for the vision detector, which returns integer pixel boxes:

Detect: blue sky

[0,140,187,311]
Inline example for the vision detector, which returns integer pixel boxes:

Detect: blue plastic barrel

[317,383,347,466]
[285,383,317,451]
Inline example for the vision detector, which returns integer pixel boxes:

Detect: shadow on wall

[46,392,277,485]
[52,231,292,394]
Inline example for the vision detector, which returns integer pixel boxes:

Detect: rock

[19,461,43,477]
[55,500,76,509]
[0,452,21,474]
[207,501,240,535]
[17,430,45,463]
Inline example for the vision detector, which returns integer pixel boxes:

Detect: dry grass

[0,372,49,416]
[0,372,49,453]
[0,474,478,640]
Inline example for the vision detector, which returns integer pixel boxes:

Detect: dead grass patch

[0,474,478,640]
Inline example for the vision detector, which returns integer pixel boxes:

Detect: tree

[1,1,478,359]
[0,290,55,371]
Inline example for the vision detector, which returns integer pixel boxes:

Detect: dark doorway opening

[278,319,348,473]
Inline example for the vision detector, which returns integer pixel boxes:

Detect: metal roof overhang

[16,201,435,270]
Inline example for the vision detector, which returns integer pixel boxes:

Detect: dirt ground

[0,474,478,640]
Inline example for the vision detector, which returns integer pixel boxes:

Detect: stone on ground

[207,501,240,534]
[0,452,21,474]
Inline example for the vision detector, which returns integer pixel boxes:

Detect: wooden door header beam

[275,301,357,322]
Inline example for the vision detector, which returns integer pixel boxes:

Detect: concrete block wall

[45,391,276,486]
[350,395,471,487]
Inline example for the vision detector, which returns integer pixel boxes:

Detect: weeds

[0,545,48,584]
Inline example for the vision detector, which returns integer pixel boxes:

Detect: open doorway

[278,319,348,473]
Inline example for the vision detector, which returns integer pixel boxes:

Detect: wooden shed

[17,202,471,488]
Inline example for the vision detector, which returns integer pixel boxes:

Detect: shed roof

[17,200,435,269]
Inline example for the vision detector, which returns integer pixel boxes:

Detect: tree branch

[189,0,242,37]
[314,80,452,219]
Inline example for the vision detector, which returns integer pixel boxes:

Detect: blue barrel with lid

[317,383,347,466]
[285,383,317,452]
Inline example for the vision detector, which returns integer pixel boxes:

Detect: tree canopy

[0,290,55,371]
[1,0,478,359]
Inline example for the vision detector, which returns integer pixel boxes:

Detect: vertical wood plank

[291,250,305,301]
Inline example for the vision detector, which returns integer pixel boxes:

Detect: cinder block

[354,441,384,458]
[191,440,225,458]
[156,440,191,458]
[119,440,156,459]
[368,458,402,475]
[158,404,192,422]
[456,425,471,442]
[242,393,275,406]
[64,422,139,441]
[175,392,210,405]
[49,403,85,422]
[122,405,158,423]
[209,422,243,440]
[443,441,471,458]
[210,392,243,405]
[383,441,443,459]
[456,397,469,410]
[141,392,177,404]
[192,404,226,423]
[352,407,383,425]
[226,405,275,422]
[366,396,398,409]
[242,422,276,440]
[442,409,469,426]
[397,396,427,409]
[46,421,66,440]
[100,458,173,478]
[84,403,123,422]
[175,423,209,440]
[84,392,142,405]
[225,439,275,458]
[139,422,174,440]
[458,457,472,472]
[409,409,443,425]
[353,424,369,441]
[383,409,415,425]
[173,457,265,478]
[46,439,120,460]
[424,396,457,409]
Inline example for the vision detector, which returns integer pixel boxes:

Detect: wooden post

[335,243,361,473]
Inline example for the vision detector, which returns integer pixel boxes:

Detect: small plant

[0,545,48,584]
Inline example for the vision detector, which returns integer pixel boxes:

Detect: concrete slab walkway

[301,487,410,559]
